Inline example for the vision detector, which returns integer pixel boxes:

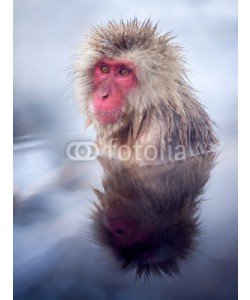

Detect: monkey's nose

[98,90,109,100]
[101,93,109,100]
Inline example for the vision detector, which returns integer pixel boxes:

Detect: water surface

[14,135,237,300]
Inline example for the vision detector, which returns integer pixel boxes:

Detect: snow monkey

[91,153,216,278]
[74,19,218,162]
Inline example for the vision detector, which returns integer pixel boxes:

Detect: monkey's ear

[93,188,106,203]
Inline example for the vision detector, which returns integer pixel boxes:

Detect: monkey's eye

[119,68,130,76]
[101,66,109,73]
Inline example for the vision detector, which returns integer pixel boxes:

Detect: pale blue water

[13,135,237,300]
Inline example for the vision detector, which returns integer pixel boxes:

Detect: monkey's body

[74,19,218,163]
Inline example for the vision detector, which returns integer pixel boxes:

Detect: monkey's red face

[93,59,137,125]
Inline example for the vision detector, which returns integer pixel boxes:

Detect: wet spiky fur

[74,19,218,156]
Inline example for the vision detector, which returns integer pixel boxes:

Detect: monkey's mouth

[93,110,123,125]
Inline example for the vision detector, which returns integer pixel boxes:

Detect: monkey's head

[74,19,187,140]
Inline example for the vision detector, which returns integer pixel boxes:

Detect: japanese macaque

[74,19,218,163]
[91,153,216,278]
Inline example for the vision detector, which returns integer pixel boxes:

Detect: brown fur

[91,153,216,278]
[74,19,218,159]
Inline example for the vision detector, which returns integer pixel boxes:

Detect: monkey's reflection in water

[91,153,216,278]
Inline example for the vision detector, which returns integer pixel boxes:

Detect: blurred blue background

[14,1,237,299]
